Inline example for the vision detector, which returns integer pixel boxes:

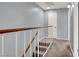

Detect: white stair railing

[0,26,52,57]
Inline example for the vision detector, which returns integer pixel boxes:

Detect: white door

[48,11,57,38]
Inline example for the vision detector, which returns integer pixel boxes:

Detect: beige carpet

[40,38,73,57]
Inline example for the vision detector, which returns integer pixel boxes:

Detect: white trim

[73,2,78,57]
[68,7,70,41]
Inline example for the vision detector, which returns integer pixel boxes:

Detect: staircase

[32,38,73,57]
[32,39,52,57]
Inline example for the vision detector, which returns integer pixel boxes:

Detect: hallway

[0,2,78,57]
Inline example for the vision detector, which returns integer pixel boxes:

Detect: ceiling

[35,2,70,10]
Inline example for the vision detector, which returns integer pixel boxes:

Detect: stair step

[32,51,44,57]
[32,41,50,57]
[39,42,50,46]
[36,46,47,52]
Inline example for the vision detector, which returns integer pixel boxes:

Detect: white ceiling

[35,2,69,10]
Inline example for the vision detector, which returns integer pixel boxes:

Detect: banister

[0,26,52,34]
[22,31,38,57]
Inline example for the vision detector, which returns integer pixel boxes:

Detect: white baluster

[30,30,32,57]
[35,31,37,57]
[24,31,26,57]
[37,29,39,57]
[15,32,18,57]
[2,34,4,57]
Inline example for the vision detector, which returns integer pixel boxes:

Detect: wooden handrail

[0,26,52,56]
[0,26,52,34]
[22,31,38,57]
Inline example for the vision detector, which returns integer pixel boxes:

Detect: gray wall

[0,2,45,57]
[46,8,68,39]
[44,11,48,36]
[56,8,68,39]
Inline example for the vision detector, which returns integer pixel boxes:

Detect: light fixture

[47,7,50,9]
[67,4,71,8]
[72,4,74,8]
